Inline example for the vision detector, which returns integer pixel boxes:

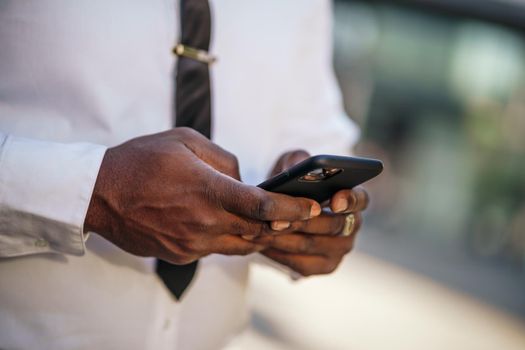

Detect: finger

[217,178,322,222]
[217,212,275,237]
[271,220,292,231]
[174,127,241,180]
[156,231,268,262]
[210,235,267,256]
[277,211,363,236]
[262,249,339,276]
[330,187,369,214]
[281,150,310,169]
[271,150,310,176]
[213,209,315,239]
[287,211,347,236]
[257,233,354,256]
[213,211,298,238]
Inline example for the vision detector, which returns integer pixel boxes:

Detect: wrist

[84,148,116,235]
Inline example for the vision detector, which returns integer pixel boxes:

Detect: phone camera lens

[299,168,342,182]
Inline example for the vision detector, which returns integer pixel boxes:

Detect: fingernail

[271,221,291,231]
[242,235,256,241]
[310,202,322,217]
[333,198,349,213]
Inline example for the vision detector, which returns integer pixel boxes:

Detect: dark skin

[84,129,369,276]
[84,128,321,265]
[254,150,369,277]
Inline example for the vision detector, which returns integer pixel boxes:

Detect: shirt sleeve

[274,0,360,157]
[0,132,107,257]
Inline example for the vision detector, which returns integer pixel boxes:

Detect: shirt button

[34,239,48,248]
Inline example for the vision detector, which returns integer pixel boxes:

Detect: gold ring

[340,214,356,237]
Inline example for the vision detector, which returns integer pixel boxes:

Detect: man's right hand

[84,128,321,265]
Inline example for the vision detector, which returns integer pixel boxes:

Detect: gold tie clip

[173,44,217,65]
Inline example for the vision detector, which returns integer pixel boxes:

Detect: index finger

[217,176,322,222]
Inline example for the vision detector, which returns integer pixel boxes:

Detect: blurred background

[229,0,525,349]
[334,0,525,319]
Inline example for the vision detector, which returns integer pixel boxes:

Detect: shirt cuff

[0,133,107,257]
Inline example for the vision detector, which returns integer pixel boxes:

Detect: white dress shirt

[0,0,358,349]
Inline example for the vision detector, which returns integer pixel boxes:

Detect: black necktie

[156,0,213,300]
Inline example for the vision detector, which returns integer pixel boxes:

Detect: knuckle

[238,244,257,256]
[300,236,315,253]
[156,235,200,264]
[225,151,239,168]
[176,239,199,255]
[357,188,370,210]
[197,215,219,233]
[226,155,240,178]
[288,150,310,165]
[148,146,170,166]
[169,254,197,265]
[255,195,276,220]
[290,260,313,277]
[255,222,269,237]
[332,216,346,234]
[293,264,308,277]
[292,149,310,158]
[299,268,315,277]
[175,126,191,138]
[177,126,197,138]
[321,260,339,275]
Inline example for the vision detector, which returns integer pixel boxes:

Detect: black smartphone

[258,155,383,203]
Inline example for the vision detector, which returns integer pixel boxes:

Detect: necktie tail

[156,0,213,300]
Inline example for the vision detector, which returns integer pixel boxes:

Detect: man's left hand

[254,150,369,277]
